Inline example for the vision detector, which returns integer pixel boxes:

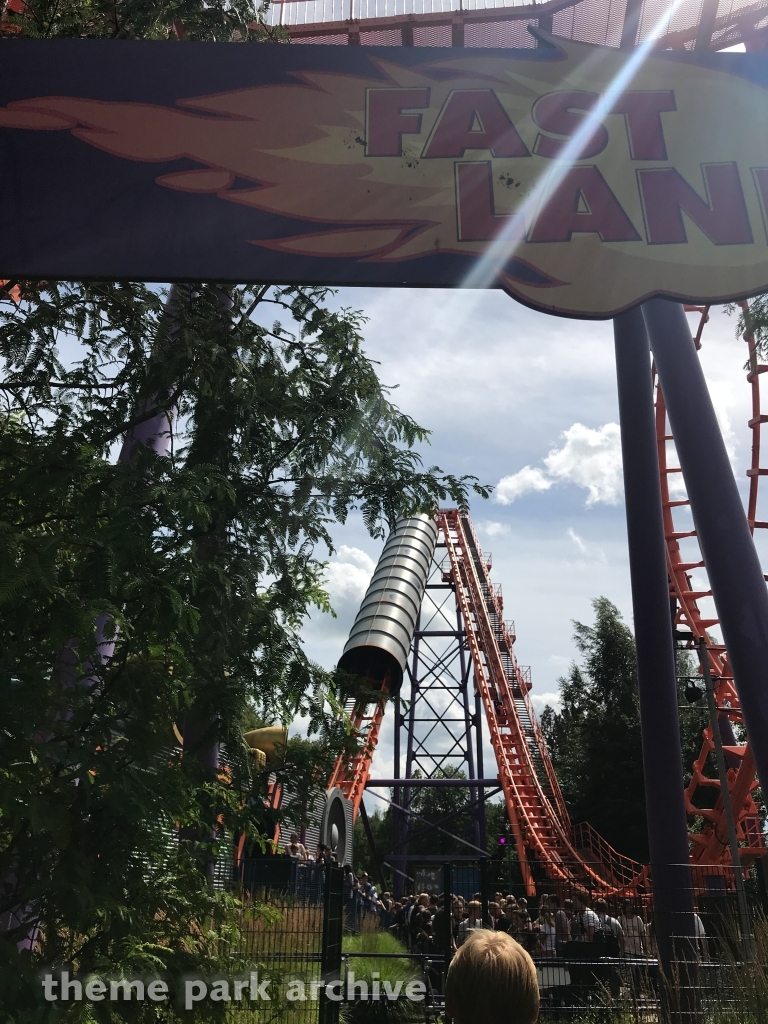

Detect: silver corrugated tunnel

[337,514,438,693]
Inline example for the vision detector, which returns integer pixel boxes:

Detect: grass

[341,927,425,1024]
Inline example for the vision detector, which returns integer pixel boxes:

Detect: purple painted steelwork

[457,603,483,853]
[613,307,697,989]
[367,779,500,787]
[392,538,487,895]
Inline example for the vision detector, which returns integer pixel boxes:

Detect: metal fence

[376,859,768,1022]
[225,860,337,1023]
[228,859,437,1024]
[223,855,768,1024]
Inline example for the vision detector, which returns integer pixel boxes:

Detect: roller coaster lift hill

[5,0,768,980]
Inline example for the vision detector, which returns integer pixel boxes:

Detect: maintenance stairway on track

[327,509,648,895]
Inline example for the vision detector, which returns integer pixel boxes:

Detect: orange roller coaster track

[328,508,650,896]
[328,312,767,890]
[660,305,767,869]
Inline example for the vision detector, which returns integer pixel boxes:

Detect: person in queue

[572,892,599,941]
[618,899,646,957]
[457,900,482,946]
[445,929,539,1024]
[536,906,557,958]
[549,895,570,952]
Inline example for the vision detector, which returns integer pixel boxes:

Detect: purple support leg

[614,308,696,983]
[393,691,403,898]
[644,298,768,806]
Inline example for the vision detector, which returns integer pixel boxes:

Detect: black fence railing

[224,861,330,1023]
[223,856,768,1024]
[374,859,768,1022]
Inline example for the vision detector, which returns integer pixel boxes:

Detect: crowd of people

[333,869,710,964]
[285,833,339,866]
[282,836,712,967]
[375,890,665,959]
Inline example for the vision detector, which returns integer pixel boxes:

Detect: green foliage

[353,795,518,888]
[341,930,422,1024]
[354,806,393,887]
[1,0,284,41]
[540,597,648,862]
[342,926,417,963]
[352,767,479,883]
[730,294,768,364]
[0,280,483,1017]
[391,767,473,861]
[705,910,768,1024]
[484,801,515,859]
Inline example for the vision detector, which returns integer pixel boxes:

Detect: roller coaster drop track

[329,312,768,894]
[437,510,649,894]
[330,508,650,896]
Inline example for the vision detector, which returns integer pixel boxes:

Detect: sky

[294,33,754,801]
[45,277,758,804]
[296,291,761,798]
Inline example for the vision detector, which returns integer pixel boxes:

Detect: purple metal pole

[614,308,696,980]
[644,298,768,802]
[392,691,404,897]
[401,615,420,889]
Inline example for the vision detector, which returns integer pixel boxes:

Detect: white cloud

[529,691,562,717]
[567,527,587,554]
[494,422,623,507]
[323,545,375,606]
[544,423,622,505]
[495,466,552,505]
[336,544,375,572]
[705,377,738,460]
[477,520,510,537]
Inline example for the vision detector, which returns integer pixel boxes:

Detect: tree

[540,598,648,863]
[0,0,284,40]
[676,648,713,790]
[403,767,474,859]
[353,805,394,889]
[0,283,483,1016]
[352,769,481,886]
[731,295,768,361]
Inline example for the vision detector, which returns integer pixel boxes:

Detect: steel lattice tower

[390,537,489,894]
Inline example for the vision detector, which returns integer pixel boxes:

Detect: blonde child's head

[445,928,539,1024]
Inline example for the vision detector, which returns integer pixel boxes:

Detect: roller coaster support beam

[366,779,501,787]
[646,297,768,823]
[697,637,754,958]
[614,307,697,991]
